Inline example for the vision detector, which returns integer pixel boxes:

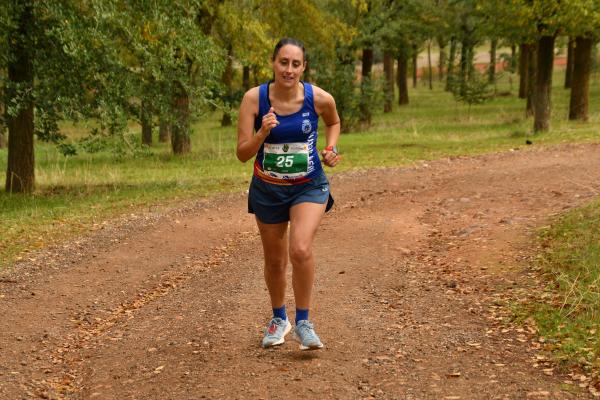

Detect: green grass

[525,201,600,372]
[0,69,599,267]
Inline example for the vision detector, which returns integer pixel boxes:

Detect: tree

[447,0,485,96]
[488,38,498,84]
[158,118,170,143]
[427,39,434,89]
[209,0,270,128]
[452,72,492,118]
[565,37,575,89]
[359,47,374,126]
[564,1,600,122]
[141,99,153,146]
[274,0,357,131]
[171,81,191,154]
[418,0,449,90]
[446,36,458,91]
[533,35,555,132]
[355,0,379,127]
[377,0,425,104]
[383,51,394,112]
[518,44,530,98]
[475,0,537,108]
[4,1,35,192]
[397,47,410,105]
[1,0,224,192]
[112,1,224,154]
[0,88,6,149]
[569,36,593,121]
[526,43,537,118]
[526,0,600,131]
[438,36,447,81]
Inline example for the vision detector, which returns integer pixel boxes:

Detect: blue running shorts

[248,172,334,224]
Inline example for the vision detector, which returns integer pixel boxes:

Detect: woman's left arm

[314,87,341,168]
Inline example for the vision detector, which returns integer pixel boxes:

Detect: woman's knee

[289,243,312,264]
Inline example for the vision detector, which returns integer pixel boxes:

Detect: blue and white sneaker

[261,318,292,348]
[293,320,324,350]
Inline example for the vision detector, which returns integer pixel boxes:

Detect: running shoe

[261,317,292,348]
[293,320,324,350]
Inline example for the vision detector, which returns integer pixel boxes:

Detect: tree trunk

[6,1,35,193]
[459,38,469,95]
[565,37,575,89]
[0,102,6,149]
[488,38,498,84]
[242,65,250,91]
[466,43,475,80]
[427,40,433,90]
[438,37,446,81]
[171,82,191,154]
[221,44,233,127]
[412,44,418,89]
[220,111,232,126]
[526,43,537,117]
[518,43,529,98]
[446,37,457,91]
[359,47,373,125]
[533,36,555,132]
[159,117,170,143]
[397,51,409,105]
[252,65,259,87]
[510,44,517,72]
[383,51,394,113]
[569,36,592,121]
[141,99,152,146]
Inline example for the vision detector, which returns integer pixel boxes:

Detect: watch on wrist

[325,145,338,155]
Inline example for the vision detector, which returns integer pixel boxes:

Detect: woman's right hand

[260,107,279,135]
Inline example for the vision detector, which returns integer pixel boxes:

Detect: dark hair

[272,38,306,61]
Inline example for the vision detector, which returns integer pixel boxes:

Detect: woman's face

[272,44,305,87]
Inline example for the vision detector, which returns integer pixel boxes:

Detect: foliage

[450,72,493,115]
[477,0,600,42]
[0,0,225,158]
[79,128,151,159]
[315,45,361,132]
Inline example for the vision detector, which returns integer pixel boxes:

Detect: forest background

[2,0,600,383]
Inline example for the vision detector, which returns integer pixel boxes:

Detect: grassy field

[1,70,599,268]
[524,201,600,373]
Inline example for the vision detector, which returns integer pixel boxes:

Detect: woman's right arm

[236,88,276,162]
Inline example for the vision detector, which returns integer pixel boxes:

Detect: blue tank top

[253,81,323,185]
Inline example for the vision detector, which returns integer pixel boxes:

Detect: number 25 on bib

[263,142,309,179]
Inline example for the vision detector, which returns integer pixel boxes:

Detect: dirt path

[1,143,600,399]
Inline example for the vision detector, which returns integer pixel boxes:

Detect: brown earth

[1,143,600,400]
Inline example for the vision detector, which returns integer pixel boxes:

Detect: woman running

[236,38,341,350]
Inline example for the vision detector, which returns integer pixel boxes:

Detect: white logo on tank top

[302,119,312,134]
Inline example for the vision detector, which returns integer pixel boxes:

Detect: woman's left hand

[321,148,340,168]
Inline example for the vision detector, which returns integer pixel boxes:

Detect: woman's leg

[288,202,327,310]
[256,218,289,308]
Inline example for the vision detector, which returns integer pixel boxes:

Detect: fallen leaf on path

[526,391,550,397]
[542,368,553,376]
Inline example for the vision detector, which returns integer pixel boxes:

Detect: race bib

[263,142,309,179]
